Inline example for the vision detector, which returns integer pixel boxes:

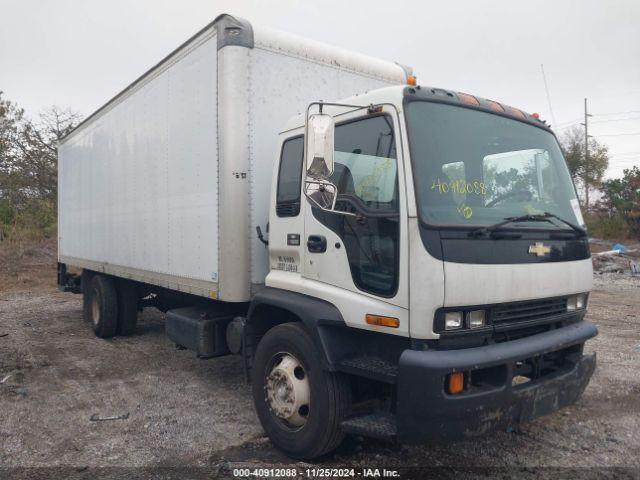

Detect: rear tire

[252,323,351,459]
[89,275,118,338]
[116,279,138,336]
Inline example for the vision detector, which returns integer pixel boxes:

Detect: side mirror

[306,113,335,180]
[304,180,337,211]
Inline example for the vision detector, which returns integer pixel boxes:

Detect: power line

[593,109,640,116]
[611,158,640,163]
[594,132,640,137]
[609,156,640,163]
[610,151,640,157]
[555,117,581,127]
[591,115,640,124]
[588,89,640,101]
[610,156,640,161]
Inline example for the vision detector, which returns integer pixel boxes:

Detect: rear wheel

[252,323,351,459]
[116,279,138,336]
[89,275,118,338]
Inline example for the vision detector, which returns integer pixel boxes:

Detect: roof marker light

[532,112,540,119]
[407,75,417,86]
[457,92,480,106]
[506,106,526,119]
[485,100,504,113]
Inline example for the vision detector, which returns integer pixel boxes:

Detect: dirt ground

[1,240,639,479]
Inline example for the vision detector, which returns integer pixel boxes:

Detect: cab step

[341,413,397,441]
[338,357,398,384]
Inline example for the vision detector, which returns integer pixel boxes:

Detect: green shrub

[0,199,56,242]
[584,212,632,241]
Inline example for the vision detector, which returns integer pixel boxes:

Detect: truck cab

[248,84,596,457]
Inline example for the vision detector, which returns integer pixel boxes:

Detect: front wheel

[252,323,351,459]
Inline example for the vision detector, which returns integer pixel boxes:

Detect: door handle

[307,235,327,253]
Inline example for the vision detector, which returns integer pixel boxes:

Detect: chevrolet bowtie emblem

[529,242,551,257]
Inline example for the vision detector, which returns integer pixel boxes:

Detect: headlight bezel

[467,310,486,329]
[444,311,463,330]
[436,308,490,334]
[435,293,589,335]
[567,293,588,311]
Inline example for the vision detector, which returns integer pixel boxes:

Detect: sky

[1,0,639,179]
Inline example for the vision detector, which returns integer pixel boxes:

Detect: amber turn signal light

[447,372,465,395]
[366,314,400,328]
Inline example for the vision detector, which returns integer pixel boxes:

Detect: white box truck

[58,14,597,459]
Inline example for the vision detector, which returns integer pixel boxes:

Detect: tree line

[0,90,638,241]
[561,125,639,239]
[0,91,79,240]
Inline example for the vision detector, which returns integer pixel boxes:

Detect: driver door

[301,107,409,334]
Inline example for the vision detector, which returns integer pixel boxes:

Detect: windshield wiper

[542,212,587,237]
[470,212,587,238]
[470,214,555,238]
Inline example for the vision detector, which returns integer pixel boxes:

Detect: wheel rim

[265,353,310,429]
[91,289,101,327]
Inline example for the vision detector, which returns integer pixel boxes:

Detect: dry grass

[0,237,57,292]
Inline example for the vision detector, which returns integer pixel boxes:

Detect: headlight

[567,293,588,311]
[444,311,463,330]
[467,310,486,328]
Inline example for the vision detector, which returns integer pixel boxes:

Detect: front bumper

[396,320,597,443]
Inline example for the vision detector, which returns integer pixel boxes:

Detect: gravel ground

[0,246,639,478]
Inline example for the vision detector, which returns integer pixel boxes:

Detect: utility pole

[582,98,592,209]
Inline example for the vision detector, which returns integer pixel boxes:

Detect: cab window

[313,114,400,297]
[330,115,398,212]
[276,136,304,217]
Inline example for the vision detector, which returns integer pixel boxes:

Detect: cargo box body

[58,14,408,302]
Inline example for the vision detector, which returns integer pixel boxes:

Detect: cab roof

[280,84,552,134]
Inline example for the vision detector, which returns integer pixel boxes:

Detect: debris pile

[590,239,640,275]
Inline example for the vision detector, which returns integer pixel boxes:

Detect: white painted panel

[252,25,409,84]
[59,17,409,299]
[408,218,445,340]
[267,270,410,337]
[247,47,400,285]
[217,46,252,301]
[443,259,593,307]
[58,32,219,289]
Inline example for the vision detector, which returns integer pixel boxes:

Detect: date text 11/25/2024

[233,467,400,478]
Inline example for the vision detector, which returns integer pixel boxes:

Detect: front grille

[491,297,567,325]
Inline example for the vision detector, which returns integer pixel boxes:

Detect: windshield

[406,101,583,228]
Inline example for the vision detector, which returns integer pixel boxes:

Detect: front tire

[89,275,118,338]
[252,323,351,459]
